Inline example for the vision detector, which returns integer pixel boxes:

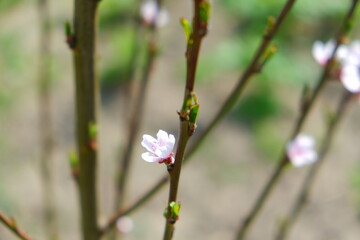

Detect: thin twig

[163,1,209,239]
[37,0,58,239]
[235,1,359,239]
[0,211,33,240]
[275,91,353,240]
[115,0,164,216]
[100,0,298,234]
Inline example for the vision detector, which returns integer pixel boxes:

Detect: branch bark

[0,211,33,240]
[163,1,209,239]
[72,0,101,239]
[37,0,58,239]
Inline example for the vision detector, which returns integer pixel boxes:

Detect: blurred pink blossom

[140,1,169,27]
[340,41,360,93]
[286,134,318,168]
[312,40,347,66]
[116,216,134,233]
[141,130,175,164]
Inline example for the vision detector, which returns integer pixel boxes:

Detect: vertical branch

[115,0,163,214]
[37,0,58,239]
[163,1,209,239]
[275,91,353,240]
[0,211,33,240]
[235,1,359,239]
[72,0,101,239]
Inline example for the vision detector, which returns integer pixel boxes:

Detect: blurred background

[0,0,360,239]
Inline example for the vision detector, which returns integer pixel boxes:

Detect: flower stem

[163,120,191,240]
[235,2,359,239]
[163,1,209,239]
[0,211,33,240]
[72,0,101,239]
[275,91,353,240]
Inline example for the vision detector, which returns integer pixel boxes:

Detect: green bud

[68,151,79,169]
[344,19,354,36]
[88,122,97,140]
[199,1,211,24]
[163,201,181,219]
[265,16,276,36]
[64,22,72,37]
[169,201,181,219]
[180,17,193,43]
[189,104,200,123]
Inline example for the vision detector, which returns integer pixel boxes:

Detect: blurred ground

[0,0,360,240]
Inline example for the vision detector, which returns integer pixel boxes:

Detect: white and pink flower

[116,216,134,233]
[312,40,347,66]
[286,134,318,168]
[141,130,175,164]
[140,1,169,27]
[340,41,360,93]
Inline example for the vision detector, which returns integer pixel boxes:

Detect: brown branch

[114,0,163,216]
[0,211,33,240]
[275,91,353,240]
[72,0,101,239]
[163,1,209,239]
[37,0,58,239]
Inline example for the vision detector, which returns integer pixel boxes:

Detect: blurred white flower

[340,41,360,93]
[140,1,169,27]
[340,63,360,93]
[286,134,318,168]
[141,130,175,164]
[116,216,134,234]
[312,40,347,66]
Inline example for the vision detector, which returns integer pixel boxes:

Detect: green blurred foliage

[100,26,137,89]
[351,166,360,211]
[230,83,281,127]
[0,0,22,12]
[98,0,142,96]
[0,33,28,109]
[99,0,135,30]
[253,121,284,162]
[0,34,26,76]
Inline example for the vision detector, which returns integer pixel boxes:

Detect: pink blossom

[312,40,347,66]
[340,41,360,93]
[340,64,360,93]
[141,130,175,164]
[116,216,134,233]
[286,134,318,167]
[140,1,169,27]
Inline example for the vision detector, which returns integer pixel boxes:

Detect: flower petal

[286,133,318,168]
[141,152,162,163]
[156,130,169,146]
[140,1,158,24]
[296,134,315,148]
[341,64,360,93]
[141,134,158,154]
[116,216,134,234]
[291,150,318,167]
